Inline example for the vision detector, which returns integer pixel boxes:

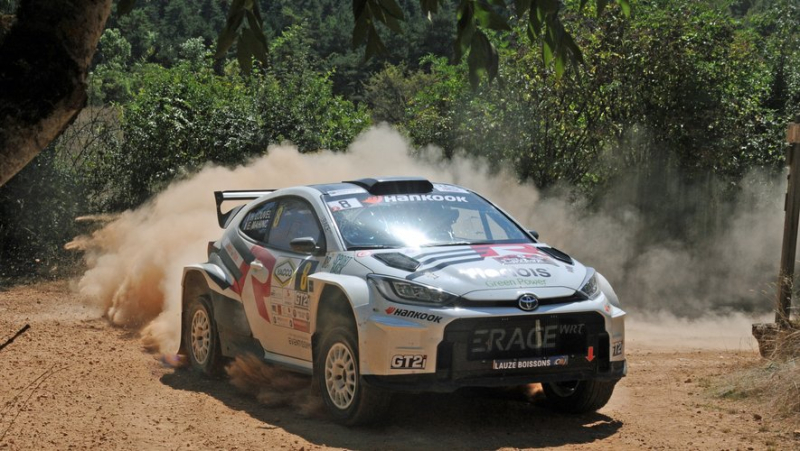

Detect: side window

[267,198,325,252]
[239,201,277,242]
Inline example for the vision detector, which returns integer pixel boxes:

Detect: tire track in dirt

[0,281,796,450]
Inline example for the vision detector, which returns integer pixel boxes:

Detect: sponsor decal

[604,303,612,313]
[242,208,273,231]
[329,254,352,274]
[405,244,556,281]
[223,238,245,268]
[273,260,295,286]
[356,251,372,257]
[612,340,624,356]
[362,194,469,204]
[293,319,310,333]
[327,198,363,212]
[294,291,309,308]
[485,279,547,288]
[432,183,469,194]
[459,267,551,279]
[492,355,569,370]
[385,307,442,323]
[326,188,366,197]
[273,316,293,328]
[471,322,586,354]
[292,308,310,321]
[294,260,318,291]
[271,304,293,317]
[273,204,285,228]
[320,217,332,233]
[288,336,311,349]
[494,254,556,266]
[391,355,427,370]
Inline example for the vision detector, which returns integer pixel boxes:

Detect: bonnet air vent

[372,253,421,272]
[539,246,574,265]
[345,177,433,195]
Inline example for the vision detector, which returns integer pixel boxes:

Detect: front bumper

[363,360,626,393]
[357,293,626,391]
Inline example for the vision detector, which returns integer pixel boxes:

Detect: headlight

[579,270,601,299]
[368,275,458,306]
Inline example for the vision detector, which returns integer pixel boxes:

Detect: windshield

[324,186,532,249]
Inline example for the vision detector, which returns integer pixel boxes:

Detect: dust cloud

[70,124,785,354]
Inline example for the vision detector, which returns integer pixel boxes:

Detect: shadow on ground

[161,369,622,450]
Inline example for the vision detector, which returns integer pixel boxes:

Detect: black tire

[542,379,616,414]
[314,325,390,426]
[184,296,225,377]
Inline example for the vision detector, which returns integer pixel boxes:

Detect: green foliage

[109,0,225,65]
[0,149,86,281]
[80,30,368,211]
[89,28,134,104]
[382,0,791,194]
[256,26,372,153]
[94,60,265,209]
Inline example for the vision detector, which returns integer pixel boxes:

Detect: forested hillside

[0,0,798,287]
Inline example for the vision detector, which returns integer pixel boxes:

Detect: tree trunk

[0,0,112,187]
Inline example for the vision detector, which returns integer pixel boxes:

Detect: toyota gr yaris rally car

[179,177,626,425]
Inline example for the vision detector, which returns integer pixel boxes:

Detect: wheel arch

[179,269,212,356]
[309,274,371,362]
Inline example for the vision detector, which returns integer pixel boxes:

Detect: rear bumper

[364,360,626,393]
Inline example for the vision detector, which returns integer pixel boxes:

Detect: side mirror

[290,237,323,255]
[528,230,540,240]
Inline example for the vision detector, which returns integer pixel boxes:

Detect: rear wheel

[542,379,616,414]
[315,325,390,426]
[185,296,225,377]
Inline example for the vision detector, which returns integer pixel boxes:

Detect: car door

[239,196,325,362]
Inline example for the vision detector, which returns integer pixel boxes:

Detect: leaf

[467,29,498,89]
[542,38,554,66]
[352,6,370,48]
[454,0,475,61]
[474,3,511,31]
[215,10,245,59]
[242,26,268,66]
[554,53,565,77]
[353,0,369,19]
[529,6,542,36]
[117,0,137,15]
[365,25,388,60]
[236,35,252,75]
[383,14,404,33]
[377,0,405,20]
[617,0,631,17]
[514,0,532,15]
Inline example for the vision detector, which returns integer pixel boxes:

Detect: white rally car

[180,177,626,425]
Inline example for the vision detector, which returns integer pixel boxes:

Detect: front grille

[453,292,587,309]
[435,312,607,381]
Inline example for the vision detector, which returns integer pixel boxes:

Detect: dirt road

[0,281,796,450]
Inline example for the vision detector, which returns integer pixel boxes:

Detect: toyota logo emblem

[518,294,539,311]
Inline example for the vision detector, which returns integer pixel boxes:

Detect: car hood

[355,243,588,298]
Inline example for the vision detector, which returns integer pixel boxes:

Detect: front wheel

[315,325,390,426]
[184,296,225,377]
[542,379,617,414]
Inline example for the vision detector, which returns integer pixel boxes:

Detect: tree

[0,0,629,187]
[0,0,112,187]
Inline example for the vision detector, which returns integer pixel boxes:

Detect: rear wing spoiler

[214,190,274,228]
